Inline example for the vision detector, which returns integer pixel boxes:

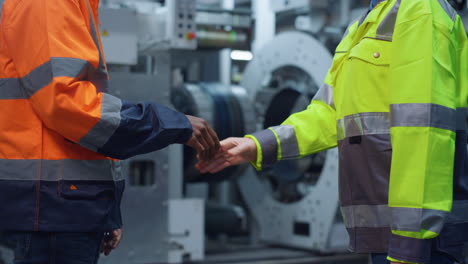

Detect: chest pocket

[336,38,392,114]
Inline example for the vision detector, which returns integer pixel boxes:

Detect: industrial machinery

[237,31,347,252]
[97,1,256,263]
[97,0,359,263]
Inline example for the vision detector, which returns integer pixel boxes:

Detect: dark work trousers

[369,253,458,264]
[5,232,103,264]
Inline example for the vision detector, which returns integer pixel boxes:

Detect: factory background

[1,0,467,263]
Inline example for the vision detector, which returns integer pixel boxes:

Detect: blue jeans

[370,253,456,264]
[6,232,103,264]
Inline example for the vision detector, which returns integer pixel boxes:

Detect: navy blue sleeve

[97,101,193,160]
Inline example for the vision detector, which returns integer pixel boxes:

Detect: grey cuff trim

[250,129,278,168]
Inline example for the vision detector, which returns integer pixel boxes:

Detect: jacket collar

[359,0,389,26]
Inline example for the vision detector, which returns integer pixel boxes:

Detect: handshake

[185,115,257,173]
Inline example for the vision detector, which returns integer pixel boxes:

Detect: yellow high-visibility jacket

[247,0,468,263]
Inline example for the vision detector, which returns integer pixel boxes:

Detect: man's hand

[101,229,122,256]
[185,115,220,160]
[195,137,257,174]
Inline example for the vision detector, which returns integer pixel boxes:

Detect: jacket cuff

[388,233,433,264]
[244,135,263,170]
[387,256,421,264]
[246,129,278,170]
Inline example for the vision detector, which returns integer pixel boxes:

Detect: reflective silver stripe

[336,112,390,140]
[250,129,278,168]
[270,125,300,159]
[84,0,101,59]
[21,60,53,97]
[84,0,108,87]
[376,0,401,41]
[312,83,335,109]
[51,57,90,79]
[24,58,91,97]
[79,93,122,150]
[0,78,23,99]
[438,0,456,22]
[456,107,467,131]
[392,207,446,234]
[0,58,93,99]
[390,103,457,131]
[342,202,468,229]
[341,204,390,228]
[0,159,123,181]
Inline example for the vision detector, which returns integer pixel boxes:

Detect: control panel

[167,0,197,50]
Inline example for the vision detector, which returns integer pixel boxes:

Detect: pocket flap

[61,181,115,200]
[349,38,391,66]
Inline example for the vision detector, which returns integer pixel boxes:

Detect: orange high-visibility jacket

[0,0,192,231]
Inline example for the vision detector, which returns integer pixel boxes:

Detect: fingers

[101,229,123,256]
[186,136,205,153]
[196,122,219,160]
[207,126,220,150]
[193,129,211,160]
[202,128,218,159]
[195,137,257,174]
[198,155,231,174]
[100,233,112,256]
[197,148,241,174]
[195,147,227,171]
[111,229,122,249]
[185,115,220,160]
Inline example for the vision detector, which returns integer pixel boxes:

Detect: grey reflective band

[21,60,54,97]
[438,0,456,22]
[390,103,457,131]
[312,84,335,109]
[270,125,300,159]
[456,107,467,131]
[0,78,22,99]
[51,57,90,80]
[0,159,124,181]
[391,207,446,234]
[342,202,468,229]
[250,129,278,168]
[79,93,123,150]
[0,58,100,100]
[336,112,390,140]
[376,0,401,41]
[84,0,108,79]
[341,204,390,228]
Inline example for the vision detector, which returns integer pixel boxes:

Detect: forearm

[247,100,337,170]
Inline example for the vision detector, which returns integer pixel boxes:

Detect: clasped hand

[195,137,257,173]
[185,115,221,160]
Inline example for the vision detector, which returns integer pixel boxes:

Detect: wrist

[245,137,258,161]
